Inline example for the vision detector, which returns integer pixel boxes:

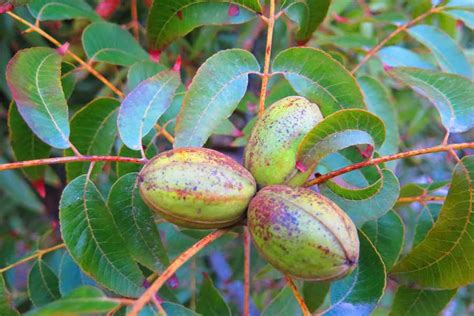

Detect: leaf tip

[95,0,120,19]
[167,274,179,289]
[149,48,161,63]
[333,13,350,24]
[295,161,308,173]
[0,3,13,14]
[56,42,70,56]
[232,128,244,138]
[228,4,240,17]
[172,55,182,72]
[176,10,183,20]
[360,144,374,158]
[32,179,46,198]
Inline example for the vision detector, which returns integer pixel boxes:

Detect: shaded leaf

[59,175,144,297]
[213,119,238,136]
[325,231,386,316]
[261,286,301,316]
[58,252,95,296]
[147,0,260,49]
[24,286,119,316]
[6,47,70,149]
[389,67,474,133]
[196,277,231,316]
[290,109,385,185]
[116,132,158,178]
[61,62,76,99]
[127,60,167,91]
[408,24,472,78]
[392,157,474,289]
[361,210,404,270]
[65,98,119,181]
[174,49,259,147]
[28,260,60,307]
[163,302,200,315]
[0,274,19,316]
[28,0,100,22]
[359,76,399,157]
[272,47,365,116]
[303,281,329,313]
[390,287,456,316]
[118,70,180,150]
[378,46,435,69]
[444,10,474,29]
[282,0,330,42]
[108,173,170,272]
[413,204,441,247]
[82,22,148,66]
[8,102,50,181]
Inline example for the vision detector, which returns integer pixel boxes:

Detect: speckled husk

[248,185,359,281]
[139,148,257,229]
[244,96,323,187]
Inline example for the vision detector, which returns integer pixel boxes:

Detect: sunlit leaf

[261,286,300,316]
[289,109,385,185]
[282,0,330,42]
[361,210,404,270]
[389,67,474,133]
[196,277,231,316]
[408,24,473,78]
[118,70,180,150]
[82,22,148,66]
[324,231,386,316]
[58,252,95,296]
[147,0,260,49]
[28,260,60,307]
[24,286,119,316]
[65,98,119,181]
[390,287,457,316]
[59,175,144,297]
[28,0,100,22]
[174,49,260,147]
[8,102,50,181]
[377,46,435,70]
[108,173,170,272]
[6,47,70,149]
[392,157,474,289]
[272,47,366,115]
[127,60,167,91]
[0,274,18,316]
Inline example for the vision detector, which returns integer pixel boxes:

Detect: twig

[258,0,276,117]
[129,229,229,315]
[351,6,445,74]
[285,276,311,316]
[0,244,65,273]
[155,123,175,144]
[6,11,124,98]
[305,142,474,187]
[0,156,146,173]
[131,0,139,40]
[397,196,446,204]
[243,227,251,316]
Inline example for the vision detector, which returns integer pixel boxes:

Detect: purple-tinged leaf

[6,47,70,149]
[118,70,180,151]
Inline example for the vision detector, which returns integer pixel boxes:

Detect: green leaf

[174,49,260,147]
[413,204,441,247]
[196,277,231,316]
[118,70,180,151]
[64,98,119,181]
[24,286,119,316]
[58,252,95,296]
[0,274,19,316]
[61,62,77,99]
[108,173,170,272]
[444,10,474,29]
[6,47,70,149]
[282,0,330,42]
[446,0,474,10]
[8,102,50,181]
[59,175,144,297]
[146,0,260,50]
[303,282,329,313]
[28,260,61,307]
[127,60,167,91]
[28,0,101,22]
[82,22,148,66]
[213,119,238,136]
[116,132,158,178]
[389,67,474,133]
[272,47,366,116]
[408,25,473,78]
[289,109,385,185]
[320,169,400,226]
[361,210,404,270]
[262,286,301,316]
[325,231,386,316]
[359,76,399,157]
[392,157,474,289]
[377,46,435,70]
[390,287,457,316]
[162,302,200,315]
